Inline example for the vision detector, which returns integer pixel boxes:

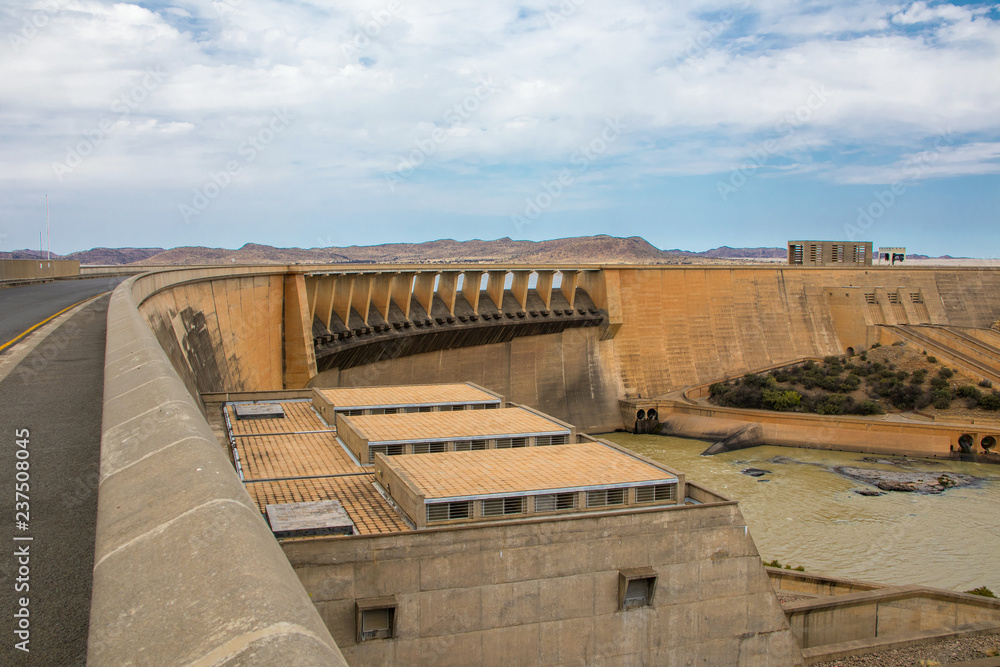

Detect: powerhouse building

[213,384,801,665]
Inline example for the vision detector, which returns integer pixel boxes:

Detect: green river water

[602,433,1000,594]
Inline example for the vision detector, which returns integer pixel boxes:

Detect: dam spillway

[137,263,1000,434]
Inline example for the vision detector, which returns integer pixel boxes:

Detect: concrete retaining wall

[784,585,1000,649]
[283,501,803,666]
[627,397,1000,458]
[89,272,346,665]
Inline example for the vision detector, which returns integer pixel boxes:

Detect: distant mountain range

[0,237,956,265]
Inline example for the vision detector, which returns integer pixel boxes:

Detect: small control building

[373,441,684,529]
[788,241,873,266]
[878,247,907,265]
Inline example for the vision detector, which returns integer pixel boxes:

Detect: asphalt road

[0,295,111,666]
[0,277,125,351]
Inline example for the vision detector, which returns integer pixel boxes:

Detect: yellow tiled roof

[245,475,410,535]
[382,442,675,499]
[314,383,500,409]
[236,433,365,481]
[226,401,330,436]
[344,407,568,444]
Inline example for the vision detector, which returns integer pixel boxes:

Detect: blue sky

[1,0,998,256]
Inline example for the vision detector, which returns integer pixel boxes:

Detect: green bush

[965,586,997,598]
[871,343,881,349]
[979,379,993,389]
[910,369,928,385]
[709,382,727,397]
[938,367,954,379]
[742,373,768,388]
[930,376,950,391]
[853,401,884,415]
[927,356,938,363]
[932,388,952,409]
[979,392,1000,411]
[956,385,982,400]
[839,375,862,392]
[762,389,802,411]
[888,384,925,410]
[816,394,849,415]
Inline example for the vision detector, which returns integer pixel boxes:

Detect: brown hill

[64,247,165,264]
[135,236,725,266]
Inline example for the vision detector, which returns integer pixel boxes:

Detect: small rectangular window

[418,406,433,412]
[634,484,676,504]
[534,492,577,512]
[481,496,526,517]
[535,434,569,446]
[427,501,472,522]
[383,407,398,415]
[453,439,487,451]
[369,444,404,463]
[356,597,397,642]
[619,572,656,610]
[495,437,527,449]
[586,488,626,507]
[411,442,446,455]
[343,409,364,416]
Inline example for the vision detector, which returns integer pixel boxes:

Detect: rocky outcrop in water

[835,466,977,495]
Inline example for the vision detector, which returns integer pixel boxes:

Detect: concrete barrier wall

[784,586,1000,649]
[90,272,346,665]
[766,568,884,597]
[0,258,79,280]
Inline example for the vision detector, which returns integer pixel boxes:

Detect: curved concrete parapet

[88,274,346,666]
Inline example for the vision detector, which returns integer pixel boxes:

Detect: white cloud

[0,0,998,211]
[834,141,1000,184]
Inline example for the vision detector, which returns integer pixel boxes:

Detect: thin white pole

[46,194,50,260]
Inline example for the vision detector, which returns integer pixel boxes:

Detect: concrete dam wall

[604,266,1000,400]
[134,264,1000,432]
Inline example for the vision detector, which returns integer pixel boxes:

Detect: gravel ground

[812,634,1000,666]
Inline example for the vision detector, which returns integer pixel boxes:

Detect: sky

[0,0,998,256]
